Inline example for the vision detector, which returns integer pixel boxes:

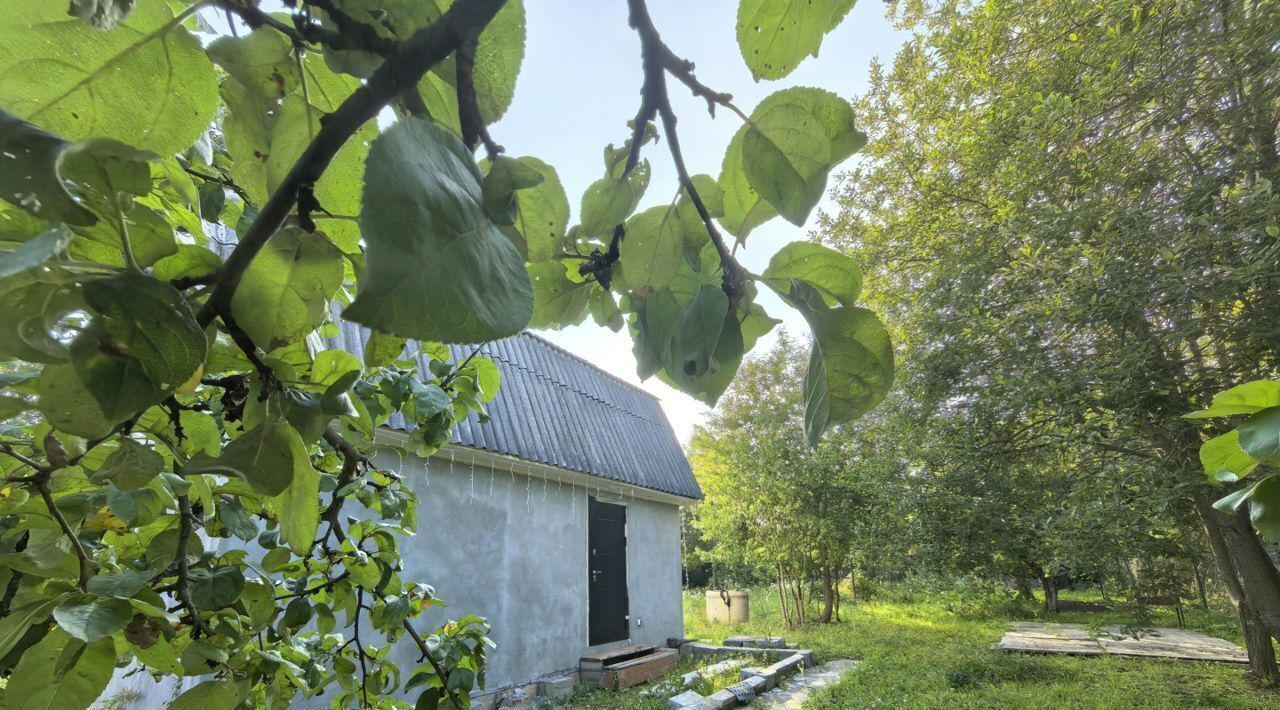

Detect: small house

[329,328,703,701]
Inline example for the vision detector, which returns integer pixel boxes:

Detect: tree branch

[625,0,744,300]
[176,495,212,637]
[198,0,510,331]
[320,425,364,546]
[456,34,503,158]
[37,479,92,589]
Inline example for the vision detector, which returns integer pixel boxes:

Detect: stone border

[667,644,816,710]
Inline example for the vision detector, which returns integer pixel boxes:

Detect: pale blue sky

[491,1,908,441]
[215,1,908,441]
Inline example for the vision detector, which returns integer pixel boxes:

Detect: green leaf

[86,569,153,598]
[528,261,590,329]
[718,125,777,242]
[364,331,407,368]
[344,119,533,343]
[473,0,526,124]
[801,304,894,445]
[663,308,744,405]
[169,680,249,710]
[741,87,866,225]
[0,111,96,226]
[70,272,207,420]
[272,455,320,556]
[4,628,114,710]
[198,180,226,222]
[736,0,849,81]
[1245,474,1280,542]
[151,245,222,283]
[0,268,83,363]
[185,417,307,496]
[189,566,245,611]
[416,71,463,136]
[1186,380,1280,419]
[230,226,344,351]
[0,226,72,280]
[0,594,69,659]
[0,0,218,154]
[216,498,259,542]
[511,157,569,263]
[53,595,134,642]
[35,365,113,439]
[1238,407,1280,465]
[207,29,298,100]
[619,205,685,292]
[631,289,681,380]
[69,0,137,30]
[580,163,649,237]
[1199,430,1260,482]
[761,241,862,307]
[482,155,545,227]
[91,437,164,490]
[668,284,729,380]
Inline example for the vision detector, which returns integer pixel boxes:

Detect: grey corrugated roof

[322,322,702,501]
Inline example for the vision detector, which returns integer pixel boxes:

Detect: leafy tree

[824,0,1280,678]
[0,0,890,706]
[691,334,902,625]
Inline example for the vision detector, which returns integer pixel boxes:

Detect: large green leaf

[668,284,729,380]
[221,78,276,205]
[3,629,114,710]
[473,0,526,124]
[91,437,164,490]
[189,566,246,611]
[53,595,134,642]
[1238,406,1280,465]
[736,0,852,81]
[761,241,862,307]
[0,268,83,363]
[481,155,545,229]
[0,594,71,659]
[1215,474,1280,543]
[344,118,532,343]
[741,87,866,225]
[70,273,207,420]
[35,365,114,439]
[801,304,894,445]
[86,569,153,598]
[718,125,777,241]
[0,0,218,154]
[1199,429,1260,482]
[511,157,568,263]
[185,416,307,496]
[271,450,321,555]
[663,309,744,406]
[207,29,298,100]
[230,227,344,351]
[619,205,685,292]
[1186,380,1280,419]
[0,111,96,226]
[528,261,590,329]
[169,680,250,710]
[631,289,680,380]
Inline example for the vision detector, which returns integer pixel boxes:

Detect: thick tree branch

[456,35,503,158]
[198,0,510,330]
[320,425,365,545]
[176,495,212,637]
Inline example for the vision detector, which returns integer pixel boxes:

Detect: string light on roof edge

[468,451,476,502]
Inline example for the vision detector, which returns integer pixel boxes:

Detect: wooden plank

[580,643,656,665]
[609,649,677,689]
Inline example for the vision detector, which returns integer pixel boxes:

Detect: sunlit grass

[563,581,1278,708]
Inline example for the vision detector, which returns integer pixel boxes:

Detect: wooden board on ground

[580,647,678,690]
[996,623,1247,665]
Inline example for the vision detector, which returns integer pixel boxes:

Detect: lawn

[565,581,1279,709]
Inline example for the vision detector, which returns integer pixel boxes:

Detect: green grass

[564,581,1280,709]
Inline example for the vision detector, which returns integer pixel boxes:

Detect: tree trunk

[776,565,792,627]
[1037,569,1059,613]
[1194,561,1209,611]
[1209,497,1280,639]
[1197,495,1280,680]
[818,565,835,623]
[1015,578,1035,601]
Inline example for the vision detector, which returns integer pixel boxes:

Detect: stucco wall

[386,450,686,691]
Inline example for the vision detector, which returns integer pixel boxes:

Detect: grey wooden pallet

[996,622,1247,664]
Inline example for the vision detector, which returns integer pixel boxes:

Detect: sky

[489,1,909,442]
[215,1,909,442]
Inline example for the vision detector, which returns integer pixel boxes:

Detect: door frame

[586,495,630,647]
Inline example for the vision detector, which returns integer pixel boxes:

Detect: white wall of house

[375,447,687,693]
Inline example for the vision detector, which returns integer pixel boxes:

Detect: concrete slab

[755,659,859,709]
[667,689,705,709]
[724,636,787,649]
[997,623,1247,664]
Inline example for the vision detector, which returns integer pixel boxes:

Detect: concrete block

[667,690,705,709]
[741,674,768,695]
[740,666,778,690]
[537,674,575,699]
[699,688,739,709]
[668,637,697,648]
[724,635,786,649]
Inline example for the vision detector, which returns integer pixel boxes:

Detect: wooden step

[580,647,677,690]
[579,643,656,671]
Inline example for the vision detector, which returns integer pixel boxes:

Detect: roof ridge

[517,331,661,402]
